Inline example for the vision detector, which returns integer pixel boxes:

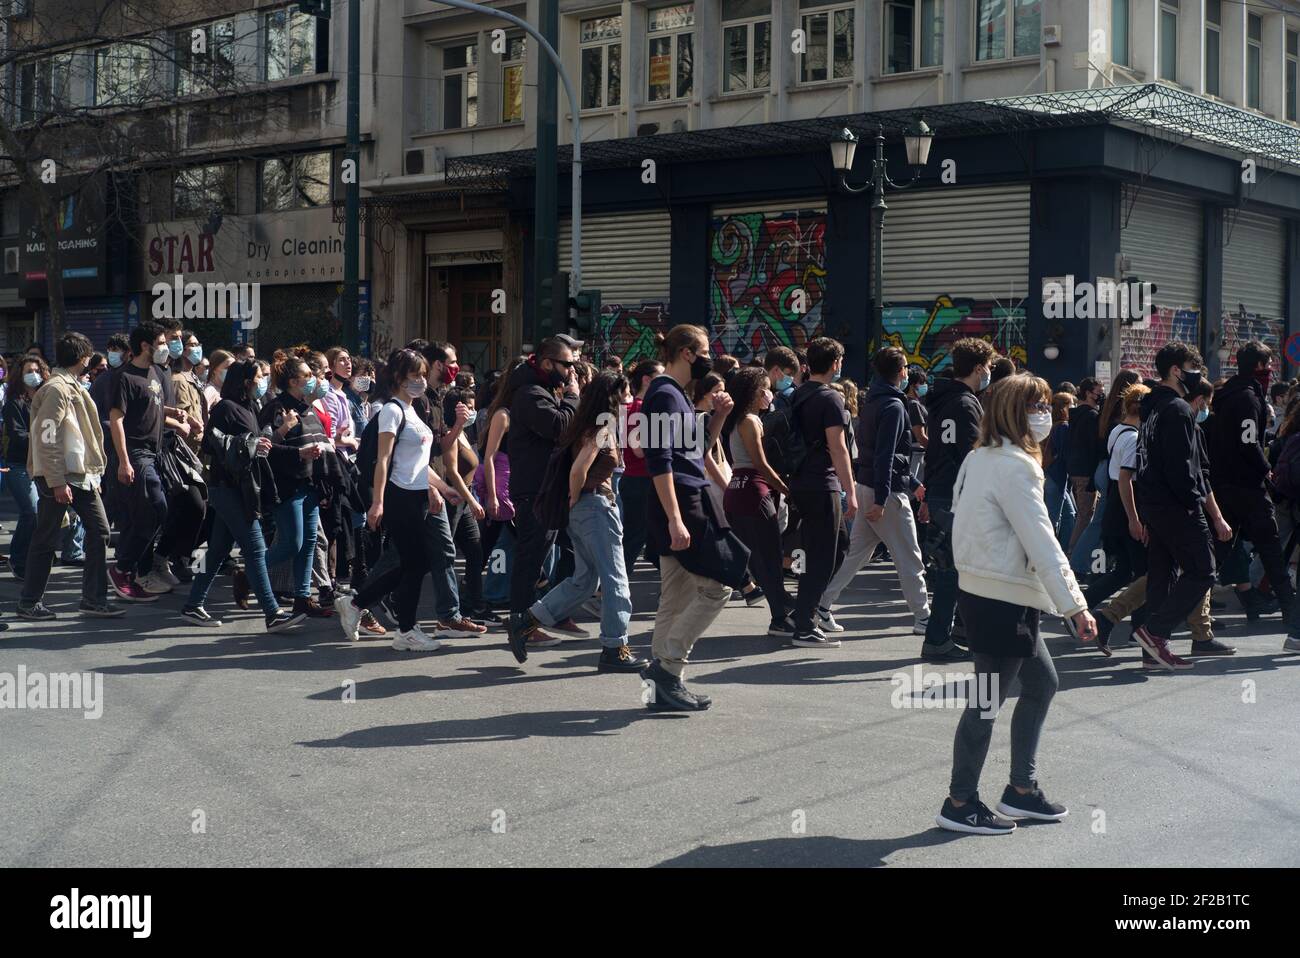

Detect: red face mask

[1254,367,1272,391]
[443,362,459,385]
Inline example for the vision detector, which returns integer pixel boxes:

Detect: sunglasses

[1028,402,1052,414]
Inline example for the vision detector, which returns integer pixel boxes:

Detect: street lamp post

[829,118,934,355]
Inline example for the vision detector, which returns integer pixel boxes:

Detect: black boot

[1238,587,1279,621]
[598,645,649,673]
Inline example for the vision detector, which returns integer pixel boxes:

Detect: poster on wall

[880,294,1027,375]
[18,175,108,299]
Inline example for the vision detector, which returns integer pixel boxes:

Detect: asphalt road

[2,511,1298,868]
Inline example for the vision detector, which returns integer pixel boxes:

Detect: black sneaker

[79,599,126,618]
[266,609,306,633]
[506,611,532,664]
[598,645,650,673]
[376,595,400,628]
[1093,609,1115,656]
[744,586,766,608]
[996,784,1068,821]
[792,625,840,648]
[470,609,504,627]
[59,556,86,567]
[1238,587,1279,621]
[182,605,223,628]
[1189,637,1237,656]
[768,615,797,638]
[921,639,969,662]
[16,602,56,621]
[936,796,1017,835]
[641,660,710,712]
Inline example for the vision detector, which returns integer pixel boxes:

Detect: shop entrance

[445,263,505,374]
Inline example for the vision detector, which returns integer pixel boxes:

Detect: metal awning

[445,83,1300,189]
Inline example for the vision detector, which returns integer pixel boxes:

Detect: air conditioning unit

[404,146,446,177]
[1042,24,1061,46]
[4,247,18,275]
[636,122,660,137]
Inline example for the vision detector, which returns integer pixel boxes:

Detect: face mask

[761,388,774,409]
[300,377,319,399]
[1254,368,1272,391]
[833,368,843,383]
[1196,407,1209,424]
[464,410,478,426]
[774,375,793,393]
[187,346,202,365]
[544,363,567,390]
[1178,367,1204,394]
[689,354,712,381]
[108,351,124,368]
[352,376,371,393]
[918,384,928,398]
[168,339,183,359]
[443,362,460,385]
[153,345,171,366]
[1028,411,1053,442]
[404,377,427,398]
[23,371,42,390]
[978,371,992,392]
[250,379,266,399]
[196,368,209,383]
[81,379,91,391]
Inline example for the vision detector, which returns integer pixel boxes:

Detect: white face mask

[404,377,426,398]
[1028,411,1053,442]
[152,344,171,366]
[352,376,371,393]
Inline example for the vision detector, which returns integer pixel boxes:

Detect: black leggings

[353,486,429,632]
[730,494,788,621]
[450,502,484,614]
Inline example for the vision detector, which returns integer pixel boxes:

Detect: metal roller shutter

[882,185,1031,301]
[1221,209,1286,375]
[1120,189,1203,377]
[558,211,671,302]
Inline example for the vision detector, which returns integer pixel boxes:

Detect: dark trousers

[450,501,484,614]
[1084,533,1148,609]
[156,481,206,565]
[354,486,430,632]
[115,451,168,576]
[21,479,110,606]
[730,494,789,622]
[790,489,844,631]
[509,494,555,614]
[923,497,958,647]
[620,474,654,571]
[1214,482,1296,616]
[1142,499,1216,639]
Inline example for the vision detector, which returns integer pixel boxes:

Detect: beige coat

[27,368,108,489]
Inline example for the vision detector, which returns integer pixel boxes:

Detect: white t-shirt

[379,400,433,491]
[1108,424,1138,482]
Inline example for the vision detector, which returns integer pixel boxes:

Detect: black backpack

[534,443,575,531]
[355,399,406,507]
[784,385,827,479]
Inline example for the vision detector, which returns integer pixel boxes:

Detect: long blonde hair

[976,373,1052,461]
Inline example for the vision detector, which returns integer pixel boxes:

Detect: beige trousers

[652,555,731,677]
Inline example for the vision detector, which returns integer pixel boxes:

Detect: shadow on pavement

[296,708,681,747]
[654,830,961,867]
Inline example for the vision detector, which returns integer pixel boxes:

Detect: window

[94,42,155,106]
[1112,0,1129,67]
[260,152,331,211]
[1247,13,1262,110]
[799,0,854,84]
[441,41,478,129]
[17,52,71,121]
[266,6,318,80]
[647,4,694,101]
[721,0,771,93]
[501,35,524,123]
[2,191,20,236]
[173,164,238,219]
[175,18,236,94]
[975,0,1039,62]
[1287,30,1297,122]
[580,16,622,110]
[1205,0,1220,97]
[1159,2,1178,82]
[884,0,942,74]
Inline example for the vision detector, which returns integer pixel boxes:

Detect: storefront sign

[19,176,108,298]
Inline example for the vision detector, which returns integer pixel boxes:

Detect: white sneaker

[392,627,441,652]
[153,558,181,587]
[137,572,174,595]
[336,595,362,641]
[582,596,602,618]
[913,614,931,636]
[816,608,845,633]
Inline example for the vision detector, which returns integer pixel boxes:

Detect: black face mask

[1179,368,1204,394]
[689,355,712,381]
[543,363,567,389]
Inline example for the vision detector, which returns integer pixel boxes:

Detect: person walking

[3,355,48,582]
[935,374,1095,836]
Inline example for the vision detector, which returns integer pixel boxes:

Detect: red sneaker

[1134,627,1193,671]
[109,567,160,603]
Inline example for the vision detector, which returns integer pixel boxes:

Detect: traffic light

[538,271,570,338]
[297,0,331,18]
[571,289,601,335]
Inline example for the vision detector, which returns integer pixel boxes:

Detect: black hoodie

[506,357,578,498]
[1206,372,1270,488]
[856,378,919,502]
[1137,384,1205,512]
[920,376,981,502]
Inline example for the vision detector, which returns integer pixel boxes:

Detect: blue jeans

[531,492,631,646]
[264,484,319,599]
[6,465,38,576]
[1043,475,1075,552]
[1070,459,1109,574]
[188,486,279,615]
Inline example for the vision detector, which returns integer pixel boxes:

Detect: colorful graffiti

[881,295,1028,374]
[1221,310,1283,377]
[708,209,827,360]
[595,302,670,367]
[1120,306,1202,380]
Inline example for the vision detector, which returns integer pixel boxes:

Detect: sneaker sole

[391,640,442,652]
[182,616,223,628]
[16,610,56,621]
[434,628,486,639]
[506,632,529,663]
[1132,631,1175,670]
[791,638,841,648]
[110,582,159,603]
[597,661,648,673]
[996,802,1069,822]
[1187,646,1237,657]
[527,637,563,649]
[768,628,794,637]
[267,620,304,633]
[935,813,1016,835]
[80,608,126,618]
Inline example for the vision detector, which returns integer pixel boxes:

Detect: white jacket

[951,439,1086,617]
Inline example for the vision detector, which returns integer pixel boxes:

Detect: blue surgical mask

[187,346,202,365]
[81,379,91,391]
[168,339,183,359]
[254,379,268,399]
[464,410,478,426]
[774,375,793,393]
[918,384,928,398]
[978,372,992,391]
[23,371,41,390]
[302,378,318,399]
[1196,407,1209,424]
[833,368,843,382]
[108,350,124,368]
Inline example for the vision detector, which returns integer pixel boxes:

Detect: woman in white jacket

[936,374,1097,836]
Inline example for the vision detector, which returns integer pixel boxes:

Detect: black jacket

[1065,403,1101,478]
[2,395,31,466]
[1207,373,1271,489]
[206,399,279,523]
[1137,384,1205,511]
[506,359,578,498]
[920,377,981,502]
[856,379,918,503]
[258,392,326,496]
